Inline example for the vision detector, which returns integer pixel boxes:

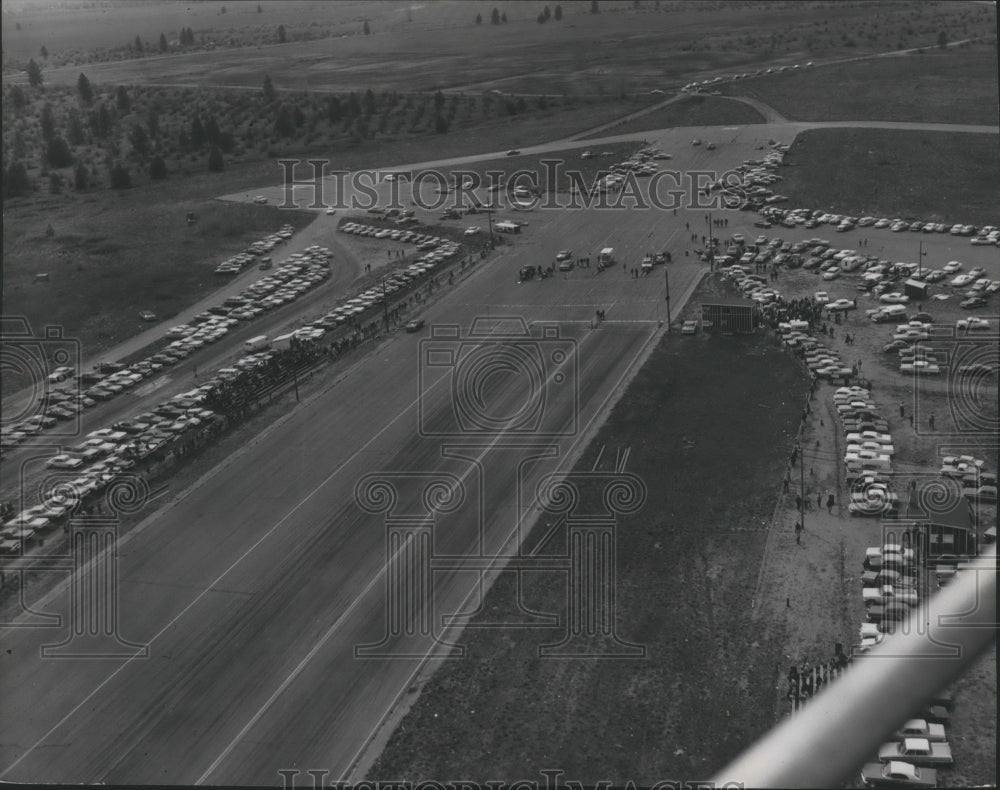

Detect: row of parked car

[0,228,309,449]
[168,248,332,345]
[214,224,295,275]
[858,538,955,787]
[759,202,998,246]
[0,394,221,555]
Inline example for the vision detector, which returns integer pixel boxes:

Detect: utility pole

[486,208,495,247]
[665,268,671,328]
[382,276,389,328]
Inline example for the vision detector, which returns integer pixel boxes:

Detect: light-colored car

[956,316,990,331]
[893,719,948,743]
[847,440,895,456]
[877,738,953,766]
[942,260,963,273]
[862,584,919,606]
[845,449,892,467]
[813,291,830,303]
[879,292,909,304]
[860,760,937,788]
[681,320,698,335]
[899,360,941,374]
[45,454,84,470]
[463,226,481,236]
[821,267,841,280]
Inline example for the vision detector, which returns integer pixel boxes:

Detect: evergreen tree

[554,5,562,20]
[204,115,221,146]
[67,107,86,145]
[277,25,286,43]
[363,20,371,35]
[116,85,131,113]
[129,123,150,155]
[77,73,93,104]
[207,145,224,172]
[191,116,206,148]
[159,33,168,52]
[47,137,73,168]
[26,59,43,87]
[8,84,27,110]
[74,162,89,190]
[40,104,56,141]
[134,35,144,54]
[491,8,500,23]
[110,162,132,188]
[149,155,167,179]
[327,96,342,123]
[263,74,276,101]
[5,162,31,197]
[476,13,482,24]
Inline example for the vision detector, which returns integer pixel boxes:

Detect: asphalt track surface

[0,121,752,784]
[4,110,1000,782]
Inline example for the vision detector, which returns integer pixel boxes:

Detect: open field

[578,94,767,140]
[1,177,314,395]
[368,276,806,783]
[775,128,1000,226]
[1,98,643,396]
[719,43,999,124]
[6,1,992,96]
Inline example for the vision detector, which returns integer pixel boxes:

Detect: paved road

[3,105,998,785]
[0,121,759,785]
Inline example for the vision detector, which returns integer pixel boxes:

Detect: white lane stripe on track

[194,321,581,784]
[341,322,663,782]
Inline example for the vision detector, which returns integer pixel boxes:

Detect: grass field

[578,94,767,140]
[719,43,999,124]
[0,96,645,392]
[776,127,1000,225]
[7,1,993,97]
[368,276,806,783]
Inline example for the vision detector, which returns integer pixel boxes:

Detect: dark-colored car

[960,296,988,309]
[860,760,937,788]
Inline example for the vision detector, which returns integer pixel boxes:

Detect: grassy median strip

[369,277,807,783]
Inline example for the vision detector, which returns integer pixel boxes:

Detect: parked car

[860,761,937,788]
[877,738,953,766]
[893,720,947,743]
[681,320,698,335]
[404,318,425,333]
[957,316,990,331]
